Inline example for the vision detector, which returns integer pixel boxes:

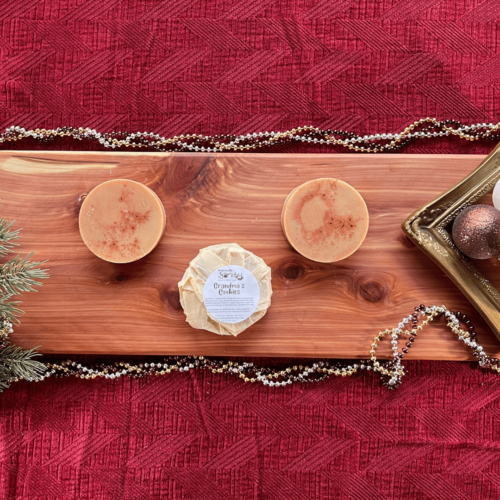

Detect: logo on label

[217,268,244,280]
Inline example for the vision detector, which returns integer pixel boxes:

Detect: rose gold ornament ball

[452,204,500,259]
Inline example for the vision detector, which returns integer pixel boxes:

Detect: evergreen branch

[0,343,46,392]
[0,253,49,296]
[0,202,50,393]
[0,294,23,325]
[0,216,20,257]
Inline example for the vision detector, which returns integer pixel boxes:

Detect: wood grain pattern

[1,151,499,360]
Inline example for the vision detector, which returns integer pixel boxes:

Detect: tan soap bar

[178,243,272,336]
[281,178,369,263]
[79,179,166,263]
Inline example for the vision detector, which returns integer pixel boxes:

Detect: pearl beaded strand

[2,303,497,391]
[1,119,499,153]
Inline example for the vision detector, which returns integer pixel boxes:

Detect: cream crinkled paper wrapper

[178,243,272,336]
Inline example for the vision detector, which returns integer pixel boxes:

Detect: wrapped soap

[178,243,272,336]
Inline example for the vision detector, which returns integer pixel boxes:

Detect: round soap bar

[79,179,166,263]
[281,178,369,263]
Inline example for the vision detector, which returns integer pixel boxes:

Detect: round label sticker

[203,265,260,324]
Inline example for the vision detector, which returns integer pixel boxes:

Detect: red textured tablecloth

[1,1,500,498]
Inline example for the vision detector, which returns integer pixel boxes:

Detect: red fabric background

[1,1,500,499]
[1,0,500,154]
[2,361,500,500]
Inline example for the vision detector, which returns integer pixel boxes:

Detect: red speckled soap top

[79,179,166,263]
[281,178,369,263]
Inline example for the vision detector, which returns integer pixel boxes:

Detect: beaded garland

[1,118,500,153]
[0,314,12,349]
[1,304,498,390]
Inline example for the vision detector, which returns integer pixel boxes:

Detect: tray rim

[402,142,500,342]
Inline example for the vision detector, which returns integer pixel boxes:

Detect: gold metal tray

[403,142,500,341]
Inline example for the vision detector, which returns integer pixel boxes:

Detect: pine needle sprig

[0,294,23,325]
[0,344,46,391]
[0,216,21,257]
[0,253,49,296]
[0,202,49,393]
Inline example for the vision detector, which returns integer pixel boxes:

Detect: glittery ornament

[452,205,500,259]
